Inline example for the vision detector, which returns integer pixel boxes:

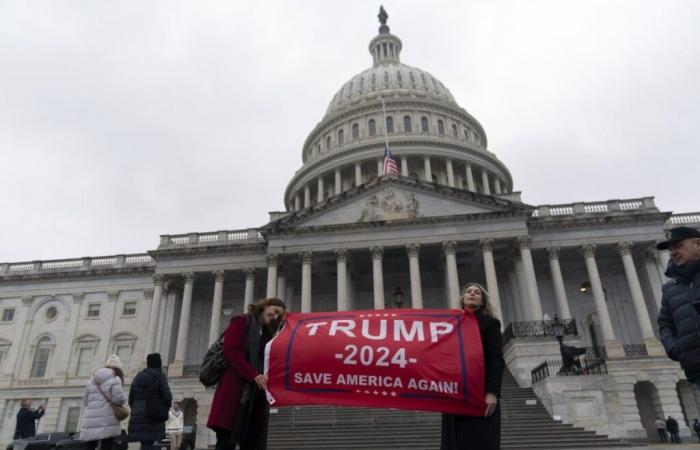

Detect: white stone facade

[2,12,700,448]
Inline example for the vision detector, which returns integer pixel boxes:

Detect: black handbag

[199,334,227,387]
[144,376,169,422]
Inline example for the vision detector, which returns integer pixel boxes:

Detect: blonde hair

[459,282,493,316]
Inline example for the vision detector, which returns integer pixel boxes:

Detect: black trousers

[215,429,264,450]
[657,429,667,442]
[86,438,114,450]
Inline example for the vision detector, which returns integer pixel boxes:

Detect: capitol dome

[284,8,515,212]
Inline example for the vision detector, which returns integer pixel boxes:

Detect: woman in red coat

[207,298,286,450]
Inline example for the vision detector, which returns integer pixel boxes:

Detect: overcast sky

[1,1,698,263]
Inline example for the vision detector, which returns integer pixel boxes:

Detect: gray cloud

[1,0,698,262]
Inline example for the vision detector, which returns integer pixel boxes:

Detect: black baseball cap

[657,226,700,250]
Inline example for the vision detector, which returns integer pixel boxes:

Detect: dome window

[326,135,332,150]
[338,129,344,145]
[386,116,394,134]
[421,117,429,133]
[352,123,359,140]
[403,116,412,132]
[368,119,377,137]
[452,124,458,138]
[396,71,403,87]
[437,119,445,135]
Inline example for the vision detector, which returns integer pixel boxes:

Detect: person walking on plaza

[166,401,184,450]
[657,227,700,386]
[441,283,505,450]
[80,355,128,450]
[128,353,173,450]
[207,297,287,450]
[693,418,700,443]
[666,416,681,444]
[13,400,45,439]
[654,416,668,443]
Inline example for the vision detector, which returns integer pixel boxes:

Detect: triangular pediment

[268,177,533,230]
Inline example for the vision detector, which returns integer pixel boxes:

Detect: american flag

[382,146,399,175]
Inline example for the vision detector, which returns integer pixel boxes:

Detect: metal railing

[503,319,578,345]
[183,365,200,376]
[531,354,608,385]
[623,344,649,358]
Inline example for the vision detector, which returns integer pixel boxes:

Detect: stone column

[406,243,423,308]
[145,274,165,355]
[266,254,278,298]
[465,164,476,192]
[243,268,255,311]
[443,241,460,308]
[656,249,671,280]
[355,162,362,187]
[334,168,342,196]
[336,249,349,311]
[276,272,287,302]
[301,252,313,313]
[480,239,503,321]
[494,179,502,194]
[617,242,665,356]
[304,185,311,208]
[643,249,663,308]
[371,246,385,309]
[517,236,543,320]
[446,159,455,187]
[481,170,491,195]
[546,247,572,319]
[317,177,324,202]
[581,244,624,358]
[294,195,301,211]
[170,272,195,377]
[400,156,408,176]
[208,270,225,345]
[423,156,432,182]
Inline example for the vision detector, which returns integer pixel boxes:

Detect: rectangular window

[86,304,101,318]
[115,344,131,370]
[1,308,14,322]
[75,347,95,377]
[30,348,50,378]
[0,346,8,369]
[122,302,137,317]
[64,407,81,433]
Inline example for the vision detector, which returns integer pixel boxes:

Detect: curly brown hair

[247,297,287,317]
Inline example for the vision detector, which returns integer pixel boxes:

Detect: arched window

[437,119,445,135]
[421,116,429,133]
[368,119,376,137]
[465,129,471,141]
[30,336,53,378]
[403,116,412,132]
[452,124,458,138]
[326,135,332,150]
[352,123,359,140]
[338,129,344,145]
[386,116,394,134]
[0,339,10,371]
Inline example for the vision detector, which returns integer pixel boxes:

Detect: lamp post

[394,286,404,309]
[552,315,566,343]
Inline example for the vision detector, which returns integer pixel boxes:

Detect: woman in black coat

[128,353,173,450]
[441,282,505,450]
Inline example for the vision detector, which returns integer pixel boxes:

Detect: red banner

[264,308,485,416]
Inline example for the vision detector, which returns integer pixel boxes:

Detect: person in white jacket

[80,355,127,450]
[166,401,184,450]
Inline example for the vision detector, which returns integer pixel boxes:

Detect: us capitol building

[1,10,699,448]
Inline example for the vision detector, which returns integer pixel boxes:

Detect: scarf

[666,258,700,282]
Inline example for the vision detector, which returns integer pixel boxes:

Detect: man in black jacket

[13,400,45,439]
[657,226,700,385]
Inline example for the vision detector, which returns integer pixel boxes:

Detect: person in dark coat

[657,227,700,385]
[13,400,45,439]
[128,353,173,450]
[693,418,700,443]
[441,282,505,450]
[207,297,286,450]
[666,416,681,444]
